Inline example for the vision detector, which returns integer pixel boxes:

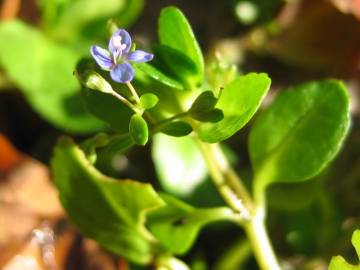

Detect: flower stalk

[126,81,141,103]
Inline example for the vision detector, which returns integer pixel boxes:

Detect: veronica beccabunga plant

[51,6,351,270]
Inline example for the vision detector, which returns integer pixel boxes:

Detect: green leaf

[129,114,148,146]
[147,194,235,254]
[152,45,199,90]
[82,87,133,133]
[42,0,144,41]
[190,91,218,113]
[158,7,204,88]
[329,230,360,270]
[51,137,164,264]
[196,73,271,142]
[135,62,184,90]
[0,20,104,133]
[189,91,223,123]
[191,109,224,123]
[249,80,350,187]
[139,93,159,110]
[152,134,207,197]
[159,121,193,137]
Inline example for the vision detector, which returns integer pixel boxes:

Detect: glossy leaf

[159,121,193,137]
[249,80,350,186]
[189,91,223,122]
[147,194,235,254]
[139,93,159,110]
[152,45,199,89]
[0,20,104,133]
[152,134,207,196]
[191,109,224,123]
[51,137,164,264]
[197,73,271,142]
[135,62,184,90]
[82,86,133,133]
[158,7,204,87]
[329,230,360,270]
[129,114,149,146]
[190,91,218,113]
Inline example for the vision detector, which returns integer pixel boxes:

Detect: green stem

[126,82,141,103]
[195,138,281,270]
[155,255,190,270]
[243,208,281,270]
[110,90,142,114]
[151,112,189,133]
[196,141,251,216]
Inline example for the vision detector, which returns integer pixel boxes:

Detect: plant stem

[110,90,142,114]
[155,256,190,270]
[126,82,141,103]
[196,141,251,216]
[195,138,281,270]
[150,112,189,133]
[243,208,281,270]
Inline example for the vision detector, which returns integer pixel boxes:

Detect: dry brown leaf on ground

[0,135,122,269]
[331,0,360,19]
[0,134,63,267]
[268,0,360,76]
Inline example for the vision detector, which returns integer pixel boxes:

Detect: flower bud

[85,71,113,94]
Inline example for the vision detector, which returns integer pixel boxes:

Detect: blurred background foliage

[0,0,360,269]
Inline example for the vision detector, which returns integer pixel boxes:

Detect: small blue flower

[90,29,153,83]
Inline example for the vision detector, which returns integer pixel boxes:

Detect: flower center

[112,36,128,64]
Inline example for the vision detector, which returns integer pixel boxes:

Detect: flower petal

[109,29,132,55]
[110,63,134,83]
[90,46,113,70]
[127,50,154,62]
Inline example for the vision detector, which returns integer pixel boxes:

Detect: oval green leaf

[0,20,105,133]
[129,114,149,146]
[139,93,159,110]
[249,80,350,187]
[159,121,193,137]
[134,62,184,90]
[51,137,164,264]
[152,45,199,90]
[189,91,218,113]
[158,6,204,87]
[82,87,133,133]
[191,109,224,123]
[196,73,271,142]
